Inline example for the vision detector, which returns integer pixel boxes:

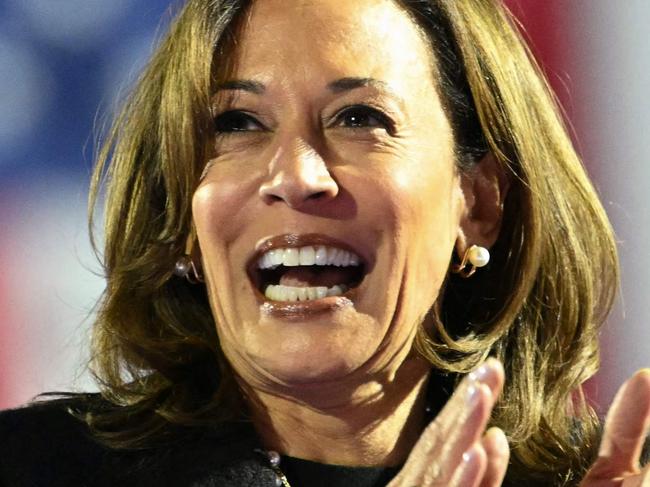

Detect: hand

[581,369,650,487]
[388,358,510,487]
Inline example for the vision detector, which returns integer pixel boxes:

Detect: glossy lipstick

[246,233,370,318]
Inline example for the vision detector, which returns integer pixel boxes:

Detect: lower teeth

[264,284,349,302]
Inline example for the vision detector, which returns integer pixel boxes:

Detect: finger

[587,369,650,480]
[436,358,505,443]
[636,463,650,487]
[435,359,506,472]
[468,358,506,398]
[618,464,650,487]
[479,427,510,487]
[626,463,650,487]
[433,383,493,474]
[448,443,488,487]
[397,359,504,485]
[396,382,488,485]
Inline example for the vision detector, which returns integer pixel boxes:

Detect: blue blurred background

[0,0,176,404]
[1,0,649,411]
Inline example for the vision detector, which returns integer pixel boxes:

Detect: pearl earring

[173,255,204,283]
[451,245,490,278]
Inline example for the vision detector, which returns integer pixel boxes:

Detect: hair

[84,0,618,484]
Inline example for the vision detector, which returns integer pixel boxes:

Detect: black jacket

[0,398,398,487]
[3,396,649,487]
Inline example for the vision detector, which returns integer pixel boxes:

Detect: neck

[243,356,432,467]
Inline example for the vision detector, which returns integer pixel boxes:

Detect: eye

[331,105,395,134]
[213,110,265,133]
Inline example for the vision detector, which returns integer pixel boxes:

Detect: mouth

[247,234,368,306]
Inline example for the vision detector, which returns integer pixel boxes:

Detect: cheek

[192,167,258,245]
[389,160,462,295]
[391,157,460,232]
[191,177,256,307]
[191,183,234,288]
[192,178,258,345]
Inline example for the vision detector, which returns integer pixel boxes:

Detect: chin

[242,305,385,386]
[255,352,359,385]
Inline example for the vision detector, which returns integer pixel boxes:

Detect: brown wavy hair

[84,0,618,484]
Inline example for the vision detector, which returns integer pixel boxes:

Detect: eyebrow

[214,79,266,94]
[327,77,390,93]
[327,77,406,110]
[214,77,393,96]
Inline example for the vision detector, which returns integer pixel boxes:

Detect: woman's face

[193,0,467,393]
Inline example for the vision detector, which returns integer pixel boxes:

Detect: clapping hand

[581,369,650,487]
[390,363,650,487]
[389,358,509,487]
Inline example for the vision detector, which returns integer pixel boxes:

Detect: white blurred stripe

[568,1,650,409]
[0,176,101,408]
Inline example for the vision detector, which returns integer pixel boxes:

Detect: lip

[260,294,357,319]
[246,233,371,316]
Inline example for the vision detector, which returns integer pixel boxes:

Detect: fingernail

[490,428,509,455]
[466,384,479,406]
[462,447,478,464]
[469,363,489,383]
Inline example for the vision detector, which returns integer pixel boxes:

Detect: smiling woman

[1,0,649,486]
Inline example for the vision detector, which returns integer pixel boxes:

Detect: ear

[455,152,510,255]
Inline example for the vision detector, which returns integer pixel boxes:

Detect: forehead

[225,0,436,94]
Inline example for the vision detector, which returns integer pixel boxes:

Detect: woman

[1,0,648,485]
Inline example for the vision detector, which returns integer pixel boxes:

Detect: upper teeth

[257,245,361,269]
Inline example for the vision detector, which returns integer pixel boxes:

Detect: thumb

[586,369,650,480]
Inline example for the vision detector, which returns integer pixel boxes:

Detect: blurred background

[0,0,648,412]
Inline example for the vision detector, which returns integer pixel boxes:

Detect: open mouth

[248,237,367,303]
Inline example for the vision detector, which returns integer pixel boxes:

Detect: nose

[259,138,339,208]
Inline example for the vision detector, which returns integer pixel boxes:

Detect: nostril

[308,191,328,200]
[259,172,338,206]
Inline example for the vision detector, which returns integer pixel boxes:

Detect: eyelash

[213,110,264,133]
[331,105,395,134]
[212,105,395,135]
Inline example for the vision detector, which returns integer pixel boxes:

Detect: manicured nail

[466,384,479,406]
[469,357,502,384]
[469,363,489,383]
[462,446,479,464]
[488,427,509,455]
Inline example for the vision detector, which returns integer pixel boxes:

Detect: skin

[192,0,502,466]
[191,0,650,483]
[580,369,650,487]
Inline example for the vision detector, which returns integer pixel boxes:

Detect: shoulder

[0,394,96,445]
[0,394,272,487]
[0,394,139,486]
